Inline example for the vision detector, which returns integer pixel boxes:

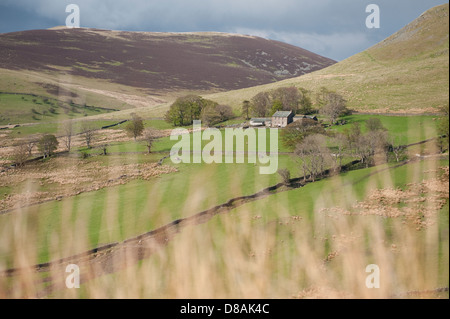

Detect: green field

[0,111,447,299]
[1,154,447,298]
[334,114,439,145]
[0,93,113,125]
[77,114,440,156]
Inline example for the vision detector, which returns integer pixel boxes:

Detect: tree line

[164,86,350,127]
[165,95,234,127]
[280,117,405,182]
[11,113,159,167]
[243,86,350,124]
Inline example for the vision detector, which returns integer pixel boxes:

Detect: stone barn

[271,111,294,128]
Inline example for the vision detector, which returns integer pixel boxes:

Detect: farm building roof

[272,111,294,118]
[250,118,271,122]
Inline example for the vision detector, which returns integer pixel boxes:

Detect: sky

[0,0,448,61]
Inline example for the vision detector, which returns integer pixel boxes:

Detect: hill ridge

[0,28,336,92]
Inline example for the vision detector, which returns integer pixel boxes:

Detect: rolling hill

[0,29,335,113]
[199,3,449,115]
[0,4,447,121]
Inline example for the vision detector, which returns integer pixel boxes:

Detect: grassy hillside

[206,4,449,114]
[0,29,335,117]
[0,93,115,125]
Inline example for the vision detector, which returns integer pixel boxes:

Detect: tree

[38,134,59,158]
[165,95,214,126]
[277,168,291,185]
[250,87,313,118]
[25,136,39,157]
[201,104,233,127]
[100,144,108,156]
[269,86,313,114]
[215,104,234,123]
[319,91,349,125]
[298,88,313,115]
[388,136,407,163]
[12,143,29,167]
[201,104,221,127]
[80,122,96,149]
[332,133,348,170]
[271,99,284,115]
[295,134,332,182]
[242,100,251,120]
[142,128,158,154]
[343,122,362,154]
[271,87,301,113]
[250,92,271,117]
[61,121,74,151]
[125,113,145,140]
[354,130,388,167]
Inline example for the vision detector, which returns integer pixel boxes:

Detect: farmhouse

[249,112,317,128]
[271,111,294,128]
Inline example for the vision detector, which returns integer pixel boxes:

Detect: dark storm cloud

[0,0,448,60]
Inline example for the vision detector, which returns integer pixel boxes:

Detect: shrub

[277,169,291,185]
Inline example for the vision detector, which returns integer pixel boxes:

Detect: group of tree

[123,113,159,153]
[165,95,234,127]
[340,119,389,167]
[13,134,59,166]
[245,86,352,125]
[289,117,392,182]
[246,86,313,118]
[12,113,161,167]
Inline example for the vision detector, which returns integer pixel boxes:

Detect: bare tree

[201,104,234,126]
[80,122,96,149]
[142,128,158,154]
[25,135,39,157]
[332,133,348,171]
[295,134,332,182]
[61,121,74,151]
[277,168,291,185]
[389,137,406,163]
[355,130,388,167]
[12,143,29,167]
[319,92,348,125]
[343,122,361,155]
[215,104,234,123]
[100,144,108,156]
